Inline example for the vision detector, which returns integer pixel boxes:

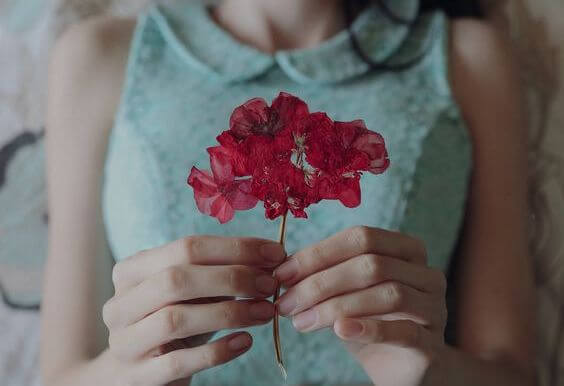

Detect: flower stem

[273,213,288,380]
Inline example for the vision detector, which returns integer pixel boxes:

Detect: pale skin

[40,0,536,385]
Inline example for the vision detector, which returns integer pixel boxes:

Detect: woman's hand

[274,226,447,386]
[102,235,286,385]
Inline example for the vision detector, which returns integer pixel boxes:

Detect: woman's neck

[211,0,346,53]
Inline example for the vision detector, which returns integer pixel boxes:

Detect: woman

[40,0,536,385]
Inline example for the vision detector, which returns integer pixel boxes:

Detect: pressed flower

[187,148,258,224]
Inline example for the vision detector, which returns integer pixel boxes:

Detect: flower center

[290,132,318,187]
[255,109,281,136]
[218,182,236,195]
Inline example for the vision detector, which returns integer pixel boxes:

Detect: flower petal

[210,195,235,224]
[194,191,221,217]
[187,167,218,197]
[335,119,366,148]
[352,132,390,174]
[271,92,310,126]
[227,179,259,210]
[229,98,270,139]
[338,180,361,208]
[208,147,235,183]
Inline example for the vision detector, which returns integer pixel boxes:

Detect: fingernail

[228,333,251,351]
[249,302,275,320]
[260,243,286,264]
[274,258,298,282]
[276,293,297,315]
[340,319,364,338]
[255,275,277,295]
[292,309,317,331]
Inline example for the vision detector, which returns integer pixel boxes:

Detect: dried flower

[187,91,390,223]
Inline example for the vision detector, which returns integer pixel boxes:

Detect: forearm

[422,344,536,386]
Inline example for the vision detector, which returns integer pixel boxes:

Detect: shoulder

[48,15,137,133]
[52,15,137,68]
[448,18,517,84]
[446,18,526,143]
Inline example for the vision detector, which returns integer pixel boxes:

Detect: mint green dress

[101,0,473,384]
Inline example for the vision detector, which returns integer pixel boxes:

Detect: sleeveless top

[101,0,473,384]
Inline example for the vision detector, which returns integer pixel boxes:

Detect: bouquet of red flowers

[187,91,390,377]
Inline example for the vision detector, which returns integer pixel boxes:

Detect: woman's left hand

[274,225,448,386]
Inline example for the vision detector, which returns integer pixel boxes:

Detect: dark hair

[345,0,484,71]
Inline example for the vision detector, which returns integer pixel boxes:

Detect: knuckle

[382,282,405,309]
[307,272,329,299]
[227,266,247,293]
[308,244,324,263]
[161,266,186,295]
[434,270,448,294]
[164,352,186,379]
[229,238,245,260]
[406,322,422,348]
[371,321,385,342]
[221,303,240,327]
[441,305,448,327]
[437,302,448,327]
[349,226,372,251]
[201,346,222,368]
[183,236,202,263]
[361,254,384,283]
[160,306,184,336]
[111,261,125,287]
[102,301,115,328]
[325,299,345,319]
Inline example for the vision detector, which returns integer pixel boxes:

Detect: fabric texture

[101,0,472,384]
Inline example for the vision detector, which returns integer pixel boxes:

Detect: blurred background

[0,0,563,385]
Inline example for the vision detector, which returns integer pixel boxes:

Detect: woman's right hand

[102,235,286,385]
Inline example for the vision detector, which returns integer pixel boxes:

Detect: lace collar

[150,0,439,84]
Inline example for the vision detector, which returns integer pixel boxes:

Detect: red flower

[187,91,390,223]
[187,147,258,224]
[229,92,309,139]
[251,163,321,219]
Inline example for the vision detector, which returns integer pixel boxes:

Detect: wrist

[42,349,119,386]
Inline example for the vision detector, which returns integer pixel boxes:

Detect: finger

[148,333,215,358]
[109,300,274,361]
[289,282,435,333]
[276,254,444,317]
[334,318,433,349]
[113,235,286,294]
[104,265,278,328]
[274,226,427,286]
[131,332,252,384]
